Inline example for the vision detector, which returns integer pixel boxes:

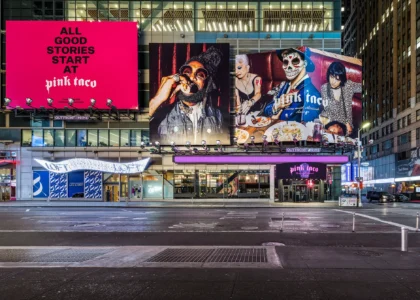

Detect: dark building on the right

[342,0,420,198]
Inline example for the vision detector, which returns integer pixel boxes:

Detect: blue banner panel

[84,171,102,199]
[49,172,67,198]
[33,171,49,198]
[68,171,84,198]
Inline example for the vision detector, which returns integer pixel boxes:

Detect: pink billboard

[6,21,138,110]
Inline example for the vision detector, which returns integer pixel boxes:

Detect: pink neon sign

[6,21,138,109]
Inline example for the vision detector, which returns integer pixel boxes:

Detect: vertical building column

[269,165,275,203]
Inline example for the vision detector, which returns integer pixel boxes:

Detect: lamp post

[357,122,371,208]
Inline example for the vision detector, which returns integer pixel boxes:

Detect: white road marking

[334,209,417,231]
[25,209,30,212]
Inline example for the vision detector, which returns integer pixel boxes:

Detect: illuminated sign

[285,148,321,153]
[6,21,138,109]
[54,115,90,121]
[34,158,150,174]
[276,162,326,180]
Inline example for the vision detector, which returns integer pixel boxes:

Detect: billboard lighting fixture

[90,98,96,107]
[47,98,54,106]
[106,99,113,107]
[3,98,11,106]
[185,141,191,148]
[140,141,145,149]
[170,141,175,146]
[155,141,160,146]
[201,140,206,146]
[26,98,33,106]
[233,137,238,144]
[68,98,74,106]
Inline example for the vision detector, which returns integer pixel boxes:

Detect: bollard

[352,212,356,233]
[401,227,408,252]
[280,212,284,232]
[416,213,419,232]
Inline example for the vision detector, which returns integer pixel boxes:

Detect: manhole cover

[145,248,214,263]
[207,248,267,263]
[319,224,341,228]
[262,242,285,247]
[354,250,383,257]
[271,217,300,222]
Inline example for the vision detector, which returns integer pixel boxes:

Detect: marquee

[34,158,150,174]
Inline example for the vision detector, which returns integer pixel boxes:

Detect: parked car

[393,194,410,202]
[368,191,395,203]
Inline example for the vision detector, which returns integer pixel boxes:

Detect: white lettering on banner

[34,158,150,174]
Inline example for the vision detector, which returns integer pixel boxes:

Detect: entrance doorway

[104,184,119,202]
[280,179,322,202]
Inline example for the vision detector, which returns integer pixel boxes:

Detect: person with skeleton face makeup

[263,48,321,123]
[149,47,224,144]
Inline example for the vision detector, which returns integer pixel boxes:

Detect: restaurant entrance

[280,179,323,202]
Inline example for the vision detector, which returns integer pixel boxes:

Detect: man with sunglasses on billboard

[149,47,224,144]
[262,47,321,123]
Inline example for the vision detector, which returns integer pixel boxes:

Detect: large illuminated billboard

[234,47,362,145]
[149,43,230,145]
[6,21,138,109]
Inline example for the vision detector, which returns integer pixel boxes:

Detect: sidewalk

[0,199,340,208]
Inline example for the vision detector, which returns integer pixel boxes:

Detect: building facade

[342,0,420,200]
[0,0,347,203]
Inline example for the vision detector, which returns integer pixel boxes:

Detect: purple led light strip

[173,156,349,164]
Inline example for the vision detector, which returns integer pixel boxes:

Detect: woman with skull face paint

[234,55,262,115]
[320,62,362,136]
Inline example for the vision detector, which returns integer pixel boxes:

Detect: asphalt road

[1,203,420,299]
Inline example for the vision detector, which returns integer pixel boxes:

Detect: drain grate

[271,217,300,221]
[0,249,58,262]
[145,248,214,263]
[33,249,110,262]
[207,248,267,263]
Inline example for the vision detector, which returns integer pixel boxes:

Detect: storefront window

[120,130,130,147]
[141,130,150,144]
[175,170,196,198]
[66,130,77,147]
[54,129,65,146]
[22,130,32,147]
[99,130,109,146]
[88,130,98,147]
[109,130,120,147]
[143,173,163,199]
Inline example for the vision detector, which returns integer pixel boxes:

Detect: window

[54,130,65,147]
[109,130,120,147]
[99,130,109,147]
[131,130,142,146]
[32,130,43,147]
[44,129,54,146]
[87,130,98,147]
[417,128,420,140]
[22,130,32,147]
[417,109,420,121]
[398,132,411,145]
[65,130,76,147]
[77,130,87,147]
[398,119,402,129]
[120,130,130,147]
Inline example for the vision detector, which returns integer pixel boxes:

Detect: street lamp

[357,121,371,207]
